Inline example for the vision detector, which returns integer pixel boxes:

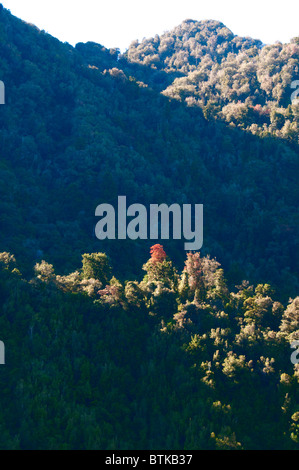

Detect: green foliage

[142,258,178,288]
[81,253,112,286]
[0,249,298,450]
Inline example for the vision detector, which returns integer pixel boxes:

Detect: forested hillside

[0,7,298,297]
[0,5,298,450]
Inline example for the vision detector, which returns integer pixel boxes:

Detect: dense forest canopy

[0,5,298,450]
[0,247,298,449]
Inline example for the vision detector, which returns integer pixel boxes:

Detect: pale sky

[2,0,299,51]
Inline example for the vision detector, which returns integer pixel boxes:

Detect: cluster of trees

[124,19,299,143]
[0,246,298,449]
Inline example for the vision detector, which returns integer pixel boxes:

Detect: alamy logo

[290,80,299,104]
[95,196,203,250]
[290,340,299,365]
[0,81,5,104]
[0,341,5,365]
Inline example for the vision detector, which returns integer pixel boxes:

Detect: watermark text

[0,340,5,365]
[95,196,203,250]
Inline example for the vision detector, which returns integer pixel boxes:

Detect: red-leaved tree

[150,244,167,264]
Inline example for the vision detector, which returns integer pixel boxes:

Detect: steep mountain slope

[0,5,298,452]
[0,7,298,299]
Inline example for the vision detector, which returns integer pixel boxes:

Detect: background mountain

[0,6,298,450]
